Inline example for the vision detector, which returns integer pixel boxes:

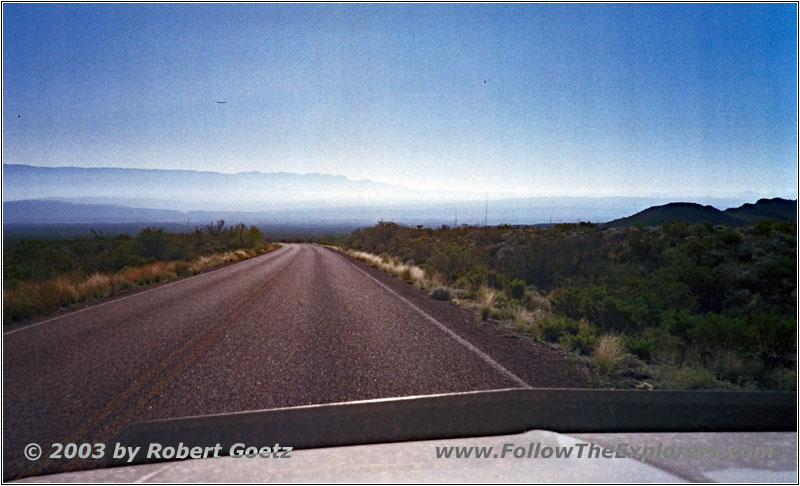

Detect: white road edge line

[3,245,291,337]
[340,254,532,389]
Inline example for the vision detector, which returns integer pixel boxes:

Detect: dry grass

[512,306,533,332]
[346,249,430,289]
[120,261,176,285]
[340,248,510,323]
[78,272,116,299]
[593,335,626,373]
[477,286,497,320]
[526,292,551,312]
[3,245,278,323]
[427,272,447,288]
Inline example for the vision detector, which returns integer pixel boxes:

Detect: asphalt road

[4,244,580,479]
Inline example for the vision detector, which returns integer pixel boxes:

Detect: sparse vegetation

[331,219,796,390]
[4,221,278,323]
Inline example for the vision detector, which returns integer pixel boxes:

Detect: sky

[2,3,797,199]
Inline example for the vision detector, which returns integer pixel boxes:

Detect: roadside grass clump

[347,250,385,268]
[427,272,447,288]
[593,335,626,373]
[174,261,191,277]
[4,278,76,322]
[51,275,82,302]
[78,273,115,300]
[477,287,497,321]
[187,248,266,275]
[121,261,175,285]
[400,265,426,286]
[346,249,429,289]
[512,306,533,332]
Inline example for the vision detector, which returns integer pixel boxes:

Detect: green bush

[623,335,657,361]
[487,270,506,290]
[429,243,479,281]
[689,312,757,352]
[563,326,598,355]
[397,246,415,263]
[537,314,578,343]
[507,279,526,300]
[454,265,488,291]
[135,228,170,259]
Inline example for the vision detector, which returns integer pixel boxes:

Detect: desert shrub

[396,246,415,263]
[135,228,170,259]
[623,335,657,361]
[487,270,506,290]
[563,328,598,355]
[537,314,577,343]
[507,279,526,300]
[430,287,451,301]
[752,311,796,355]
[454,265,489,291]
[429,243,478,281]
[689,312,757,353]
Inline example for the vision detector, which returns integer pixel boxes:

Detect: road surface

[4,244,581,479]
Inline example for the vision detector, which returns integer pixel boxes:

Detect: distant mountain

[1,164,449,207]
[607,198,796,227]
[723,198,797,223]
[3,200,186,224]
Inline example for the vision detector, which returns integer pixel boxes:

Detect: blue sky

[3,3,797,198]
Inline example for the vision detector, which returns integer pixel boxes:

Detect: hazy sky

[3,3,797,198]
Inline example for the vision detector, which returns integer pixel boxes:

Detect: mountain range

[2,164,795,232]
[2,164,459,208]
[607,198,796,227]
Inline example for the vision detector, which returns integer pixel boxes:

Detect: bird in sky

[216,101,227,104]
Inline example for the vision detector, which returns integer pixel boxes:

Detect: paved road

[4,243,560,479]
